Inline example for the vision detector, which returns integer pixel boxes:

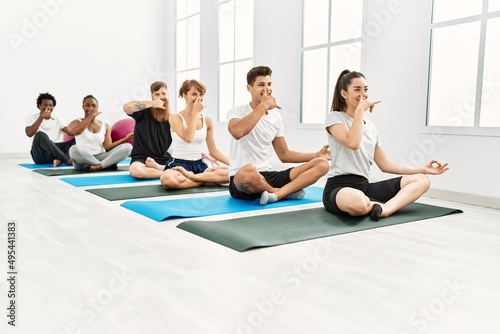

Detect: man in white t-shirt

[227,66,330,205]
[25,92,75,166]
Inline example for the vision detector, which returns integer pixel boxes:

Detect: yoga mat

[19,157,131,169]
[177,202,463,252]
[34,165,129,176]
[87,184,229,201]
[120,186,323,221]
[60,174,157,187]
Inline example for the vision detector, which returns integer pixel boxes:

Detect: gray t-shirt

[325,111,381,178]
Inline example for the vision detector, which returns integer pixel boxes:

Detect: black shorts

[322,174,402,215]
[228,168,293,200]
[164,157,208,174]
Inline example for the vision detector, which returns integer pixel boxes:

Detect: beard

[151,99,170,122]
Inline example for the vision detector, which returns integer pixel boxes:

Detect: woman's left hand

[424,160,449,174]
[318,145,330,160]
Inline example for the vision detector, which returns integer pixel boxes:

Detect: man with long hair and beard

[123,81,172,179]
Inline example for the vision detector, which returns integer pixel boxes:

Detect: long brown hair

[330,70,365,112]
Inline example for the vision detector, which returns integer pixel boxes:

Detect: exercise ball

[63,133,74,142]
[63,123,74,142]
[111,118,135,145]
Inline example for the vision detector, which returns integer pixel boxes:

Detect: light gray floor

[1,157,499,334]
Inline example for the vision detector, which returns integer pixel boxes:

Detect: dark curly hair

[36,92,56,107]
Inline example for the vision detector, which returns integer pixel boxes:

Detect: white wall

[2,0,498,202]
[0,0,170,154]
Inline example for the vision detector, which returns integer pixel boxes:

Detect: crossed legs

[232,157,329,204]
[334,174,430,220]
[160,166,229,189]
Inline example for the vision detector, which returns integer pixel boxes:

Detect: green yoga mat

[86,184,229,201]
[177,202,463,252]
[34,165,129,176]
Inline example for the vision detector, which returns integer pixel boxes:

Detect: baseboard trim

[425,188,500,210]
[0,152,30,159]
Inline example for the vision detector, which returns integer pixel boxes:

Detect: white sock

[260,191,278,205]
[284,189,305,200]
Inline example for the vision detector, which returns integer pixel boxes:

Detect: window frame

[422,0,500,137]
[299,0,366,128]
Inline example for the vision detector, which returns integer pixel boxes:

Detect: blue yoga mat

[19,163,64,169]
[60,174,157,187]
[120,186,324,222]
[19,157,131,169]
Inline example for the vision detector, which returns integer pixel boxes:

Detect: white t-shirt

[227,103,285,176]
[25,113,67,142]
[325,111,381,179]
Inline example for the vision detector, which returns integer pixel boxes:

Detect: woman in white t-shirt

[323,70,449,220]
[157,80,230,189]
[68,95,132,172]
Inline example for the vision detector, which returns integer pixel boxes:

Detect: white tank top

[75,121,106,155]
[171,113,206,160]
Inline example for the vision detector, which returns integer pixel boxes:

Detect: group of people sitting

[25,66,449,220]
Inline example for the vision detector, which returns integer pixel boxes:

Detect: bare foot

[53,159,62,167]
[90,164,103,172]
[172,166,195,178]
[145,157,163,171]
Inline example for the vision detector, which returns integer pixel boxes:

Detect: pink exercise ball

[111,118,135,145]
[63,133,74,142]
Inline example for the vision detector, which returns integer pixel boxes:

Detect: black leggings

[322,174,402,215]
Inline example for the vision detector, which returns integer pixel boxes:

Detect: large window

[176,0,201,112]
[301,0,364,124]
[426,0,500,135]
[218,0,254,121]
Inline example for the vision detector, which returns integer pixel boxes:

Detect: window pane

[303,0,329,47]
[218,63,234,121]
[176,72,189,112]
[489,0,500,12]
[302,48,328,123]
[234,0,253,59]
[433,0,482,23]
[219,3,235,63]
[427,22,480,126]
[186,15,200,69]
[480,18,500,127]
[234,60,253,107]
[331,0,363,42]
[177,0,187,18]
[186,0,200,16]
[329,43,362,104]
[176,20,187,70]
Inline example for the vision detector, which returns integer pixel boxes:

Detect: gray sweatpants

[69,143,132,170]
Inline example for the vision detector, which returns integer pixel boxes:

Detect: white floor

[1,157,499,334]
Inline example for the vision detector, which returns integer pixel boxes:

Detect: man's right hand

[152,99,166,109]
[40,107,52,120]
[259,94,281,111]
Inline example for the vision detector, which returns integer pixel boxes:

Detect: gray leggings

[69,143,132,170]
